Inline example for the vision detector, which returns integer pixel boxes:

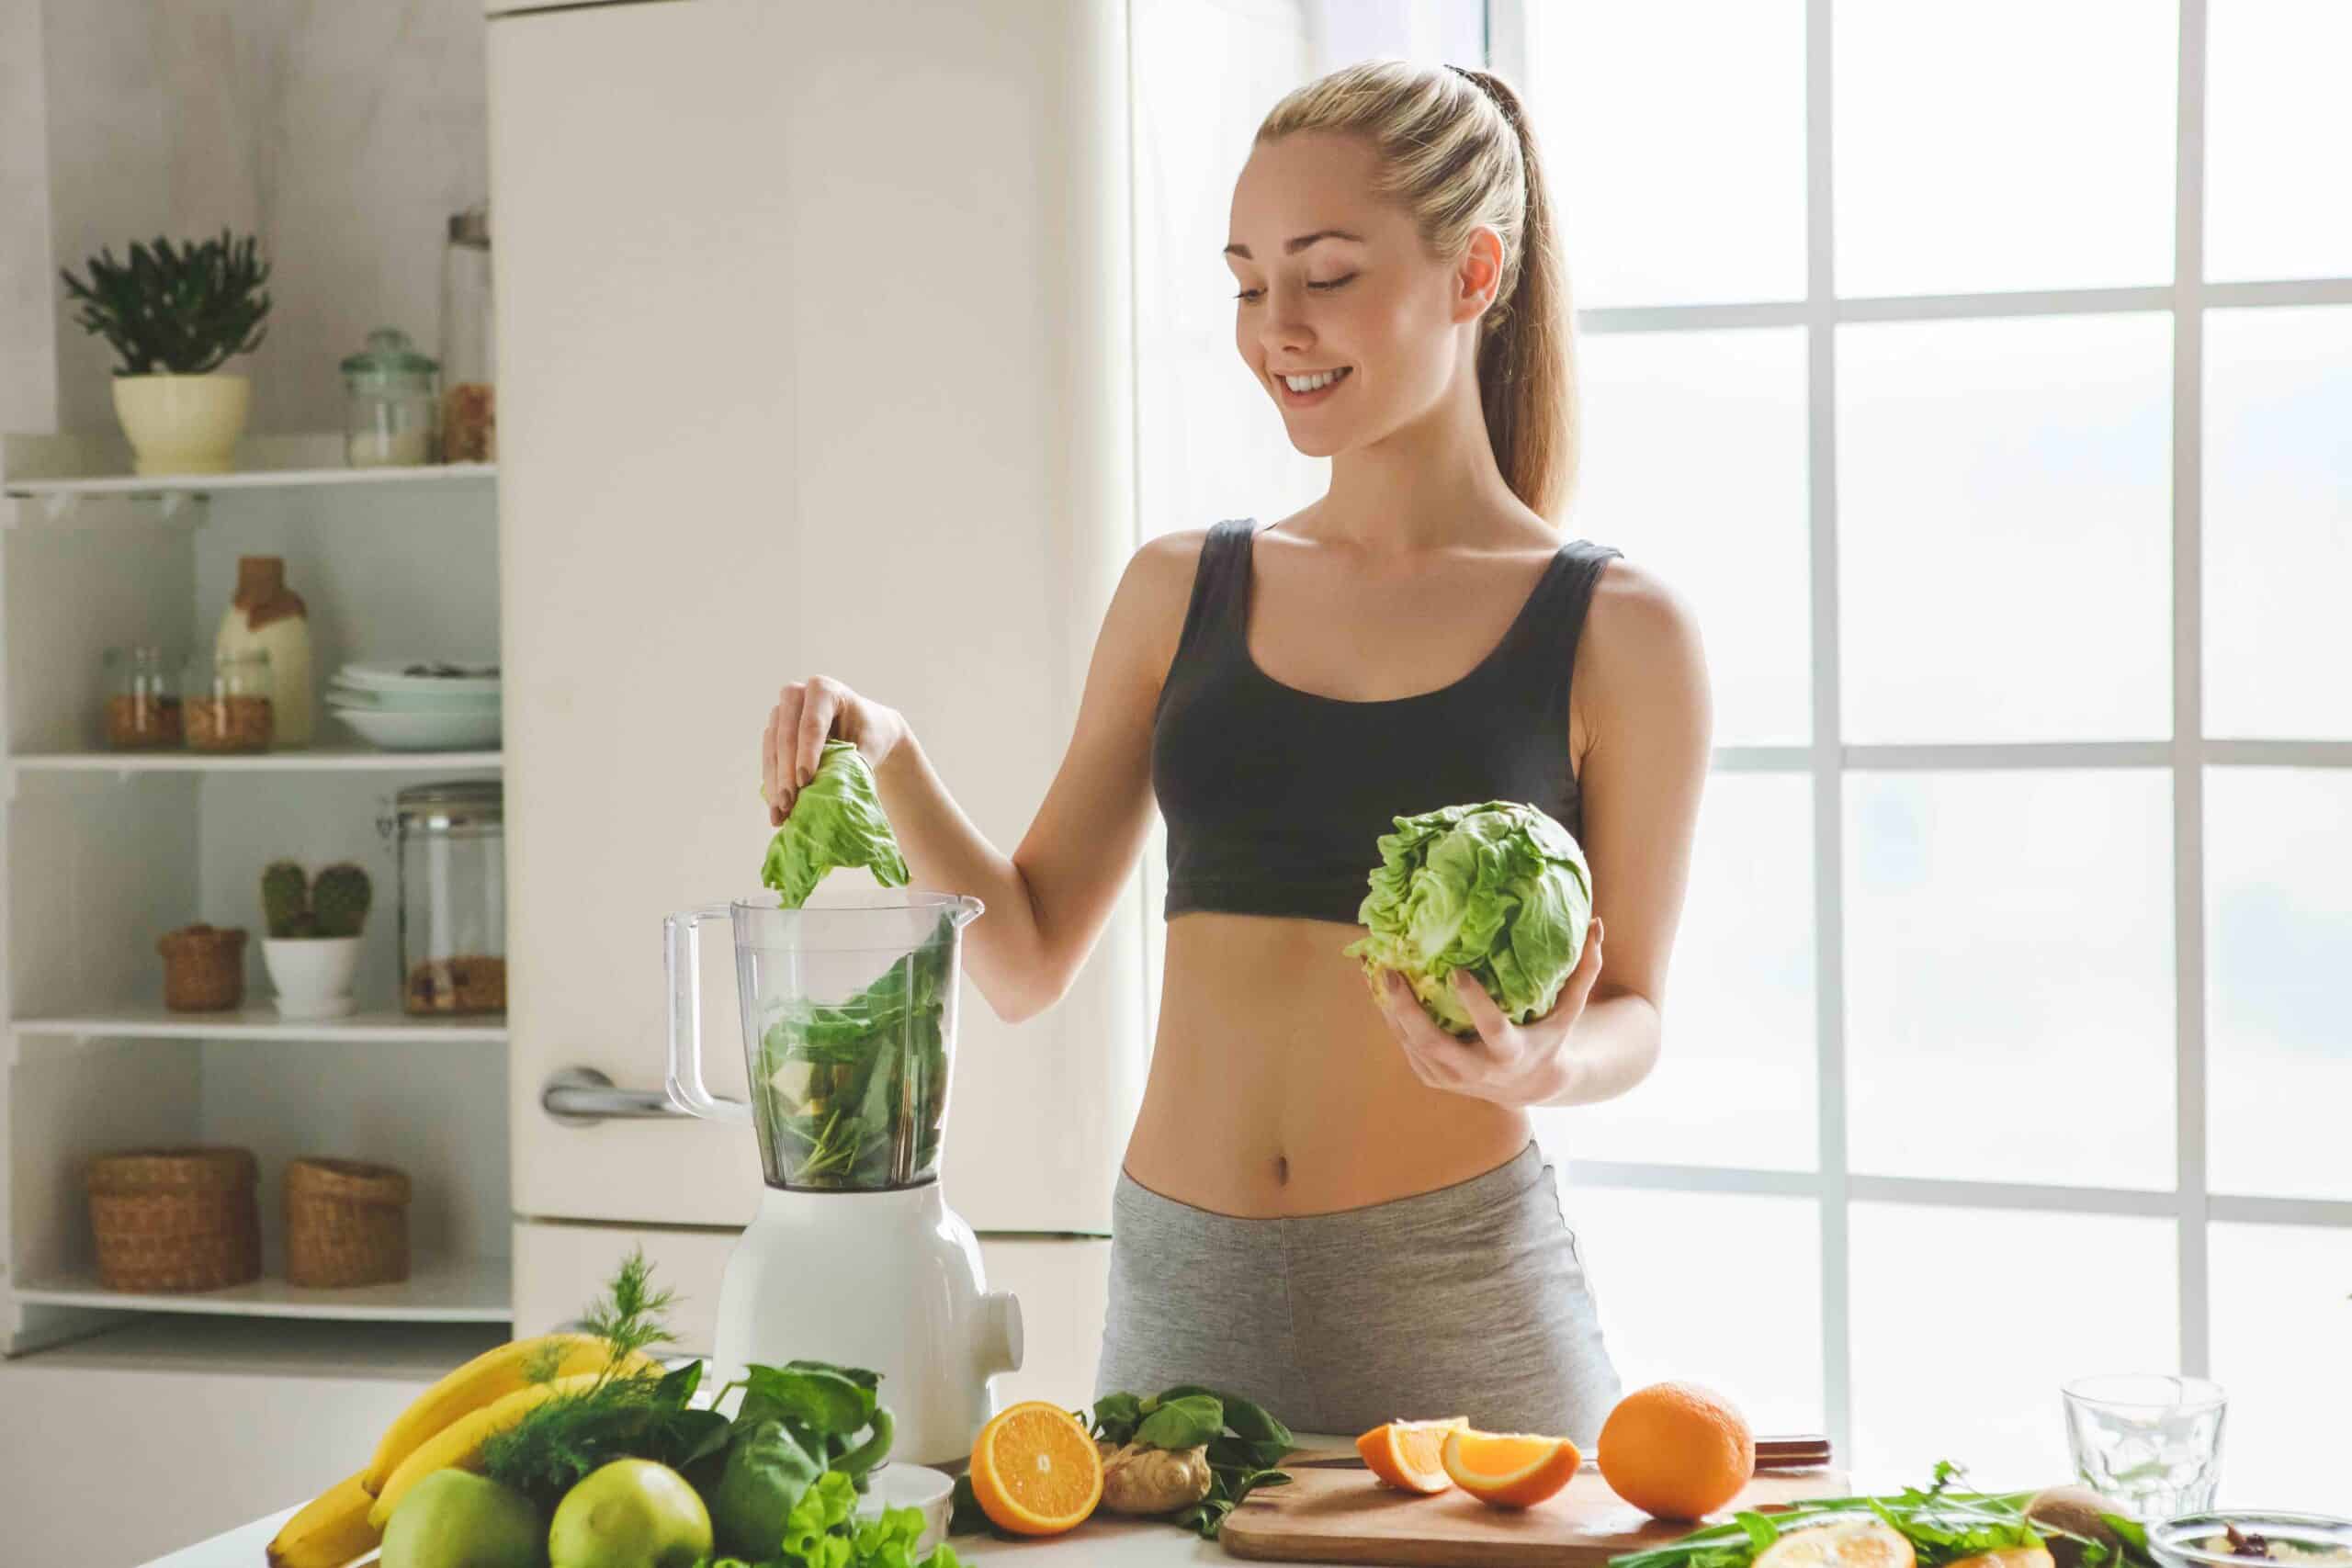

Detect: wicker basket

[86,1146,261,1292]
[157,923,247,1011]
[285,1157,411,1288]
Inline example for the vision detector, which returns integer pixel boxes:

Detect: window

[1506,0,2352,1500]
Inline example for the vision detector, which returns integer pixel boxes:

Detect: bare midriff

[1119,912,1534,1219]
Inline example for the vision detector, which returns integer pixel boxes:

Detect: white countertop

[144,1438,1371,1568]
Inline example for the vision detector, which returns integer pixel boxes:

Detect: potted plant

[258,861,369,1021]
[59,229,271,476]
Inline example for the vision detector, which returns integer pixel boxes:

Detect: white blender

[665,887,1023,1468]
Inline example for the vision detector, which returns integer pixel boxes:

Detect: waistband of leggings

[1116,1137,1549,1235]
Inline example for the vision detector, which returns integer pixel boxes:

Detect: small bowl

[850,1464,955,1553]
[2149,1512,2352,1568]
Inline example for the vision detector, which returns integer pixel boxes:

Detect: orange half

[1356,1416,1471,1494]
[1440,1427,1584,1509]
[967,1401,1103,1536]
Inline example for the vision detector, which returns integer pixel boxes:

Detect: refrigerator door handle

[542,1066,693,1125]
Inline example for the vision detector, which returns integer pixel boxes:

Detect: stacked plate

[328,660,503,750]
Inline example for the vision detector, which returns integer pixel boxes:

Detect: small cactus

[311,863,371,939]
[261,860,312,939]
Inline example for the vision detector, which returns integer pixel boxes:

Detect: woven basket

[285,1157,411,1288]
[86,1146,261,1292]
[157,924,247,1011]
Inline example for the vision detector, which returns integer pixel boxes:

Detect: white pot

[261,936,362,1021]
[110,373,251,476]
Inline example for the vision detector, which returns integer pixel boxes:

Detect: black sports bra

[1150,518,1622,924]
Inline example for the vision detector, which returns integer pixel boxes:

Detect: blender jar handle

[665,903,752,1122]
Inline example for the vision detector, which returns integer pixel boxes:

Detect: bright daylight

[0,3,2345,1567]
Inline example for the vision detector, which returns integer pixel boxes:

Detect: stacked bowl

[328,660,503,751]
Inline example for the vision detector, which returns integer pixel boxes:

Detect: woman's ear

[1455,224,1507,326]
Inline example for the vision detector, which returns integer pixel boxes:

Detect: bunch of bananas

[266,1333,656,1568]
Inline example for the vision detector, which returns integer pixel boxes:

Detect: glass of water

[2063,1374,2228,1520]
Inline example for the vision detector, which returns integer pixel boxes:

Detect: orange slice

[967,1401,1103,1536]
[1439,1427,1584,1509]
[1355,1416,1470,1493]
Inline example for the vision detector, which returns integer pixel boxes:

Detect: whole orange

[1596,1382,1754,1521]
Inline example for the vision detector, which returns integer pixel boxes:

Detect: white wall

[33,0,489,434]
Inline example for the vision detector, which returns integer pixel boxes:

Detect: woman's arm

[764,530,1204,1023]
[1541,558,1713,1108]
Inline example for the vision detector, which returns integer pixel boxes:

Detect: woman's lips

[1275,367,1351,407]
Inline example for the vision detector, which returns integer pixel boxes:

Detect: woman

[759,60,1711,1444]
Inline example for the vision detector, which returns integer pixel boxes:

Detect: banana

[363,1333,649,1492]
[266,1471,380,1568]
[367,1371,603,1531]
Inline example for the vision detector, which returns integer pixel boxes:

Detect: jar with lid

[340,327,440,467]
[101,647,182,750]
[439,204,495,464]
[382,780,505,1015]
[186,649,274,753]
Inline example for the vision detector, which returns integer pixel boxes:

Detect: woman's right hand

[762,675,909,826]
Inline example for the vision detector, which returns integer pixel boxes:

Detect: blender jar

[384,779,505,1015]
[668,890,982,1191]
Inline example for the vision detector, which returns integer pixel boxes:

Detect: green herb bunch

[478,1249,962,1568]
[59,229,271,376]
[947,1383,1295,1541]
[1607,1462,2155,1568]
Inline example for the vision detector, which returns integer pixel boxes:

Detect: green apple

[382,1469,546,1568]
[548,1459,713,1568]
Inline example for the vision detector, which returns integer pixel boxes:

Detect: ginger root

[1096,1438,1214,1516]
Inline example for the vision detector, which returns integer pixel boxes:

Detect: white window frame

[1489,0,2352,1462]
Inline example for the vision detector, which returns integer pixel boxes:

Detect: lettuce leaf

[762,740,910,908]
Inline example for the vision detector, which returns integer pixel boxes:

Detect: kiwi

[2029,1484,2123,1568]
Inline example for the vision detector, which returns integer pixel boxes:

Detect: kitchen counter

[145,1436,1371,1568]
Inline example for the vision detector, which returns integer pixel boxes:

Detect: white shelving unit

[1,430,515,1349]
[12,1006,509,1045]
[13,1254,512,1324]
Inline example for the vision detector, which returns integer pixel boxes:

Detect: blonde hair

[1255,60,1578,523]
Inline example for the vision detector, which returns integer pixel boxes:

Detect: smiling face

[1225,130,1504,458]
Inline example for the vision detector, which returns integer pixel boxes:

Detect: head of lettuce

[1341,799,1595,1038]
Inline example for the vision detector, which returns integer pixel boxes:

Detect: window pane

[1844,771,2176,1189]
[1133,0,1325,545]
[1577,327,1812,747]
[1838,314,2173,744]
[2204,768,2352,1201]
[1833,1,2177,298]
[2206,2,2352,283]
[1526,0,1806,309]
[2209,1221,2352,1506]
[1553,772,1816,1170]
[2202,304,2352,739]
[1557,1184,1826,1437]
[1850,1203,2177,1490]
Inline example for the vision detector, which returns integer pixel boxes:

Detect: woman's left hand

[1373,918,1606,1110]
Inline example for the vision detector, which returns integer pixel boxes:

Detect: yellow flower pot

[111,373,251,475]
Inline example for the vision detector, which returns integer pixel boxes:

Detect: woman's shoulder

[1573,547,1710,728]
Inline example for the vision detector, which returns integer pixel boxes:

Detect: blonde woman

[760,60,1711,1443]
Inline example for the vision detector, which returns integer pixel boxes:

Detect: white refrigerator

[484,0,1148,1408]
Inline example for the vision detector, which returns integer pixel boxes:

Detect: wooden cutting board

[1221,1465,1850,1566]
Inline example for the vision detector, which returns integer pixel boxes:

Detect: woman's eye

[1231,276,1357,301]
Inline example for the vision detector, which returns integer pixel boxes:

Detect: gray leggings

[1091,1138,1623,1445]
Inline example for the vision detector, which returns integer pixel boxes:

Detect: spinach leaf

[709,1419,825,1560]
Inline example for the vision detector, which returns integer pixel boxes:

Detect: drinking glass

[2062,1373,2227,1519]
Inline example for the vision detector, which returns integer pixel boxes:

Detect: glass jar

[340,326,441,467]
[439,204,496,464]
[186,649,274,753]
[102,646,182,750]
[382,780,505,1016]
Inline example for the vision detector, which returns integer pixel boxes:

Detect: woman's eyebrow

[1223,229,1366,260]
